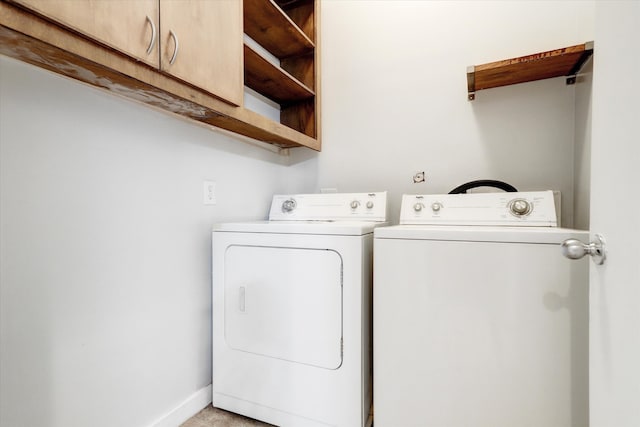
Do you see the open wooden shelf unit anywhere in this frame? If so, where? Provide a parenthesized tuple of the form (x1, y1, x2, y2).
(243, 0, 319, 142)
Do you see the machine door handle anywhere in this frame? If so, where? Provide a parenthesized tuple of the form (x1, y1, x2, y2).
(561, 234, 606, 265)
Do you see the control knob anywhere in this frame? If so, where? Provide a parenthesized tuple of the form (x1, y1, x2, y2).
(431, 202, 442, 212)
(281, 198, 297, 213)
(350, 200, 360, 209)
(366, 201, 374, 209)
(413, 202, 424, 212)
(509, 198, 532, 216)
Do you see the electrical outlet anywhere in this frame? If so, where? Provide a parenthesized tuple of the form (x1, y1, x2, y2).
(203, 181, 216, 205)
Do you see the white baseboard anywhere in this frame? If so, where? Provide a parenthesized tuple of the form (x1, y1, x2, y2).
(150, 384, 212, 427)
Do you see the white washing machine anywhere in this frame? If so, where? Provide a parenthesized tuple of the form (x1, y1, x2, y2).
(212, 192, 387, 427)
(373, 191, 589, 427)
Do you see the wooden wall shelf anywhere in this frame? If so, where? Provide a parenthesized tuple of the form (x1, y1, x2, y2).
(467, 42, 594, 100)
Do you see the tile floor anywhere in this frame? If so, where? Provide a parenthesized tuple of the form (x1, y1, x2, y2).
(180, 405, 273, 427)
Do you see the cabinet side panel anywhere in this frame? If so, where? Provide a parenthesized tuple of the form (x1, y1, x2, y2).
(281, 98, 316, 138)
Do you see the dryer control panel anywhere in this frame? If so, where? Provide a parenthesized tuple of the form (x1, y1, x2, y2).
(400, 191, 557, 226)
(269, 192, 387, 221)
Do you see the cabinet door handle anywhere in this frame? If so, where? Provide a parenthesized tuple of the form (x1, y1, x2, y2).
(145, 16, 157, 55)
(169, 30, 179, 65)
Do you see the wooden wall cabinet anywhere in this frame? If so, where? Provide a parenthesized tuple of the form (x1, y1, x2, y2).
(8, 0, 243, 106)
(160, 0, 243, 106)
(0, 0, 321, 151)
(9, 0, 161, 67)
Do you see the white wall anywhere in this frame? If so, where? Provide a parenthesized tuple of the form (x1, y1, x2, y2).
(589, 2, 640, 425)
(0, 56, 305, 427)
(289, 0, 595, 225)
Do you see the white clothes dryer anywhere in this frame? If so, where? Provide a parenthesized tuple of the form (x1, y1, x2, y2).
(373, 191, 589, 427)
(212, 192, 387, 427)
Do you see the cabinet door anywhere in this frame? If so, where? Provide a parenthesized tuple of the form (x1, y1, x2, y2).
(160, 0, 243, 106)
(9, 0, 160, 68)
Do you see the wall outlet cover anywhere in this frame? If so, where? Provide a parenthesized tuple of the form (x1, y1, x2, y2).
(203, 181, 216, 205)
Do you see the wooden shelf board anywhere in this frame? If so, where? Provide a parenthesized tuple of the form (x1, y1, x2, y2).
(244, 43, 315, 104)
(274, 0, 314, 9)
(467, 42, 594, 98)
(243, 0, 314, 58)
(0, 2, 320, 151)
(275, 0, 315, 43)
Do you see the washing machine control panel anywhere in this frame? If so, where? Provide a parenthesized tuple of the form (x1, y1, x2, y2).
(269, 192, 387, 221)
(400, 191, 558, 226)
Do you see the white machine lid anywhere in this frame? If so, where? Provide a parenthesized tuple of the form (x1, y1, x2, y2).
(214, 220, 387, 236)
(269, 191, 387, 222)
(399, 191, 558, 227)
(374, 225, 588, 244)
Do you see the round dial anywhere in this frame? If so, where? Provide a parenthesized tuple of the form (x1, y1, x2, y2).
(413, 202, 424, 212)
(281, 198, 297, 213)
(431, 202, 442, 212)
(509, 198, 532, 216)
(366, 201, 374, 209)
(350, 200, 360, 209)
